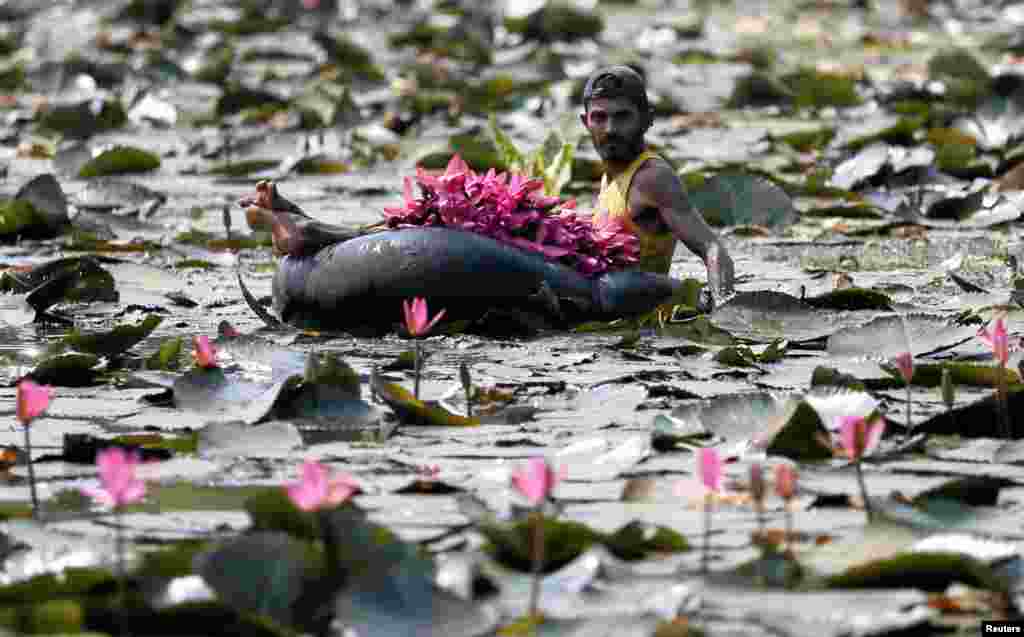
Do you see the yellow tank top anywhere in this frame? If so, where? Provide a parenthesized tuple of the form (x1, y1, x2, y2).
(596, 150, 676, 275)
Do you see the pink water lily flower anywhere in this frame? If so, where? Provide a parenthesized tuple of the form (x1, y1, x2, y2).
(511, 457, 565, 506)
(192, 335, 218, 368)
(838, 414, 886, 460)
(286, 460, 359, 512)
(16, 379, 53, 425)
(699, 448, 722, 493)
(383, 154, 640, 278)
(977, 316, 1009, 366)
(403, 297, 446, 337)
(80, 448, 147, 508)
(775, 464, 797, 499)
(894, 351, 914, 385)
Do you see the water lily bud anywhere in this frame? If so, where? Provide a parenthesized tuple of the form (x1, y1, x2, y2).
(894, 351, 914, 385)
(941, 368, 955, 410)
(775, 464, 797, 500)
(749, 463, 765, 503)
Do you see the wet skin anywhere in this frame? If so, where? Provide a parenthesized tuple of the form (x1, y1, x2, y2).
(581, 96, 736, 299)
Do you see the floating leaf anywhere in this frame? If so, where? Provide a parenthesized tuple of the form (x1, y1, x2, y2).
(197, 421, 303, 459)
(29, 352, 103, 387)
(711, 291, 847, 343)
(827, 143, 890, 190)
(805, 288, 893, 311)
(825, 551, 1008, 593)
(36, 98, 127, 137)
(688, 173, 797, 228)
(603, 521, 689, 559)
(372, 375, 479, 427)
(883, 361, 1020, 388)
(145, 337, 184, 370)
(245, 488, 318, 541)
(61, 314, 162, 359)
(194, 531, 311, 627)
(78, 146, 160, 178)
(928, 48, 990, 109)
(827, 314, 978, 359)
(762, 400, 836, 460)
(14, 174, 69, 232)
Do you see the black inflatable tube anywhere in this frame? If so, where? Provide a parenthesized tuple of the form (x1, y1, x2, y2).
(272, 227, 680, 329)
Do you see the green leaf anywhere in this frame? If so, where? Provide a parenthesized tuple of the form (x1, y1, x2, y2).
(145, 337, 184, 370)
(0, 599, 83, 633)
(824, 551, 1008, 593)
(78, 146, 160, 178)
(195, 532, 313, 627)
(764, 401, 835, 461)
(489, 113, 526, 173)
(481, 517, 606, 573)
(29, 352, 102, 386)
(604, 521, 689, 559)
(372, 376, 479, 427)
(543, 141, 574, 197)
(0, 200, 46, 238)
(245, 488, 318, 541)
(62, 314, 163, 358)
(884, 361, 1020, 388)
(804, 288, 893, 311)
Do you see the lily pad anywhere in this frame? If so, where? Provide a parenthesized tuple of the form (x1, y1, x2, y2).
(60, 314, 162, 358)
(481, 516, 686, 574)
(372, 375, 479, 427)
(77, 146, 161, 178)
(711, 291, 847, 343)
(197, 421, 303, 458)
(14, 174, 69, 232)
(687, 173, 798, 228)
(827, 313, 978, 359)
(28, 352, 103, 386)
(194, 531, 311, 627)
(804, 288, 892, 311)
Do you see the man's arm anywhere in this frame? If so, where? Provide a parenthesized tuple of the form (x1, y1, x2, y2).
(630, 163, 735, 299)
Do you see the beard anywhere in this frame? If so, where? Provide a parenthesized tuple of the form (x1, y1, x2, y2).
(595, 135, 646, 163)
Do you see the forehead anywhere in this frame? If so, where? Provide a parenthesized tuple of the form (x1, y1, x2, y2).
(586, 96, 640, 113)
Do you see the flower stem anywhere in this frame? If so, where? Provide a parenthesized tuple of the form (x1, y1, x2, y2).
(528, 508, 544, 627)
(115, 507, 125, 607)
(318, 510, 340, 574)
(414, 341, 422, 401)
(23, 425, 37, 517)
(755, 499, 765, 545)
(998, 366, 1010, 438)
(905, 383, 912, 431)
(701, 494, 712, 574)
(854, 460, 872, 522)
(784, 499, 793, 555)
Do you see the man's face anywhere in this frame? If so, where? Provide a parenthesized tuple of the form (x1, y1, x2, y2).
(581, 96, 649, 163)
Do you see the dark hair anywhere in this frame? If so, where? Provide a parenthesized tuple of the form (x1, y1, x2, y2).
(582, 65, 650, 112)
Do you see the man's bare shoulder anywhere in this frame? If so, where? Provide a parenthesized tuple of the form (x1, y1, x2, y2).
(630, 155, 684, 205)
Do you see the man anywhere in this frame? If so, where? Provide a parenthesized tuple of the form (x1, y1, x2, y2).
(581, 65, 735, 301)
